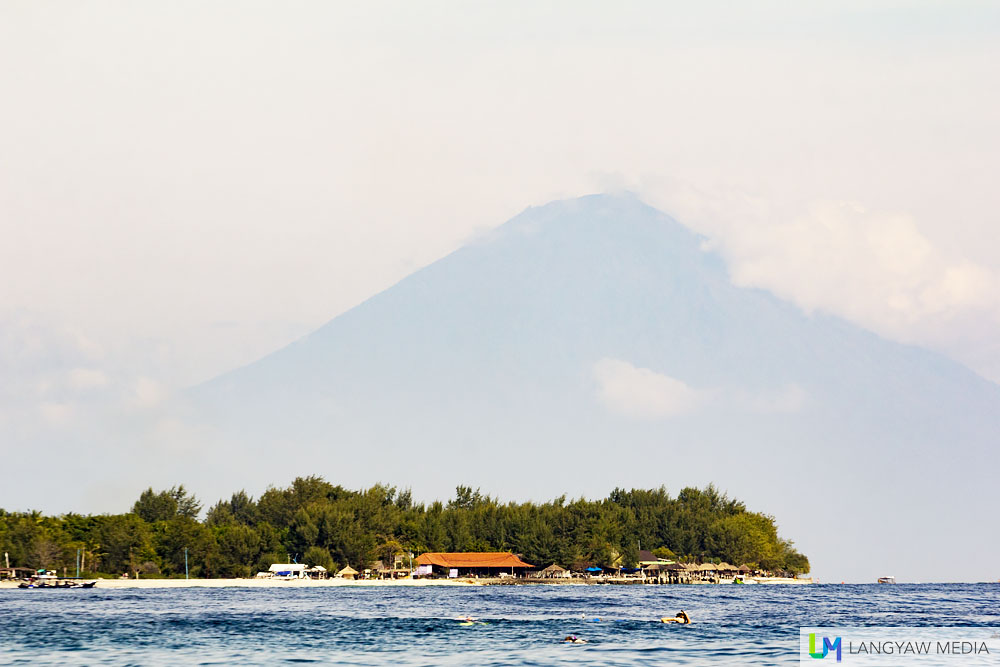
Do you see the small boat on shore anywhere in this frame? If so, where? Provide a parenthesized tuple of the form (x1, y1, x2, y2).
(17, 571, 97, 589)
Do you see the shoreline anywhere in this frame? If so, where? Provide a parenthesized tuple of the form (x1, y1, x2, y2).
(0, 578, 477, 590)
(0, 576, 813, 590)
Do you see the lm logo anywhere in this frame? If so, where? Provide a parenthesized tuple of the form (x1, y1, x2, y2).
(808, 633, 843, 661)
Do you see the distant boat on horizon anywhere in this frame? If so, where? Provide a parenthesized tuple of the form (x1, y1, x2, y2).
(877, 576, 896, 584)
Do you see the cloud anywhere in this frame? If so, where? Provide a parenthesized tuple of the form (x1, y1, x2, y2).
(593, 358, 809, 419)
(68, 368, 110, 390)
(721, 202, 997, 329)
(0, 312, 177, 442)
(592, 358, 710, 419)
(38, 401, 74, 425)
(735, 384, 808, 414)
(131, 377, 168, 409)
(647, 184, 1000, 383)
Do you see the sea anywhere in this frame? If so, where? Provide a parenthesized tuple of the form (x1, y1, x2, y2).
(1, 583, 997, 665)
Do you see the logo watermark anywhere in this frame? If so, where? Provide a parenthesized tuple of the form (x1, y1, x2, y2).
(801, 627, 999, 665)
(809, 632, 843, 661)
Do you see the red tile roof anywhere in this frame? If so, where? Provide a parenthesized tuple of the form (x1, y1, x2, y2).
(415, 552, 534, 568)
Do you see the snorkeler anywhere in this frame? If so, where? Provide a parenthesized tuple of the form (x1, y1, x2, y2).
(660, 610, 691, 624)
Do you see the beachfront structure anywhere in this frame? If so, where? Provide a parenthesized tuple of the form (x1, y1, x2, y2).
(267, 563, 307, 579)
(637, 550, 674, 567)
(536, 564, 570, 579)
(255, 563, 331, 580)
(415, 552, 534, 578)
(337, 566, 358, 580)
(0, 567, 35, 581)
(637, 549, 677, 579)
(716, 562, 737, 575)
(371, 558, 411, 579)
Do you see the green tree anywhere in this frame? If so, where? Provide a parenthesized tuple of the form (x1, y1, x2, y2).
(132, 485, 201, 522)
(652, 546, 676, 560)
(154, 516, 217, 577)
(171, 486, 203, 519)
(132, 488, 178, 523)
(304, 545, 334, 571)
(214, 524, 263, 577)
(96, 514, 154, 574)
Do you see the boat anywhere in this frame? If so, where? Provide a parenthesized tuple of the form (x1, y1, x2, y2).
(877, 576, 896, 584)
(17, 570, 97, 589)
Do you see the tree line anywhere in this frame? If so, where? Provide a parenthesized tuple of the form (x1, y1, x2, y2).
(0, 477, 809, 578)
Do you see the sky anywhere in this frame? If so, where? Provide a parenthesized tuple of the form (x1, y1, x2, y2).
(1, 2, 999, 523)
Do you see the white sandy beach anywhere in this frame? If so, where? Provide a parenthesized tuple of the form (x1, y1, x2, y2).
(0, 577, 481, 590)
(0, 576, 810, 590)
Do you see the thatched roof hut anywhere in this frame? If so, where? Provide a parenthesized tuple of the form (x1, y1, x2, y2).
(737, 564, 751, 573)
(337, 565, 358, 579)
(538, 563, 569, 578)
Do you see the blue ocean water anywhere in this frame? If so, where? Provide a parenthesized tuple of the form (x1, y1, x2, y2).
(1, 583, 997, 665)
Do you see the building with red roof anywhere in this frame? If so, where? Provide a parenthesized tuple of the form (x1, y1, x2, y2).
(414, 552, 534, 578)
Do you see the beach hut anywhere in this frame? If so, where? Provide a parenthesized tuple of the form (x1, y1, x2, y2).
(304, 565, 328, 580)
(539, 564, 570, 579)
(337, 566, 358, 580)
(663, 563, 687, 583)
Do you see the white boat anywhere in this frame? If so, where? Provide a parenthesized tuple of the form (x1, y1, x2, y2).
(877, 575, 896, 584)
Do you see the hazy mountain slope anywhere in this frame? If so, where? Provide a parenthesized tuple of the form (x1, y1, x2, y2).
(190, 194, 1000, 582)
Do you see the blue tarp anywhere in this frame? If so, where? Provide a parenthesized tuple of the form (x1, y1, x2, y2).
(585, 567, 602, 572)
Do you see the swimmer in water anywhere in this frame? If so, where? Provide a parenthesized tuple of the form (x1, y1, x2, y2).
(660, 610, 692, 624)
(563, 635, 588, 644)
